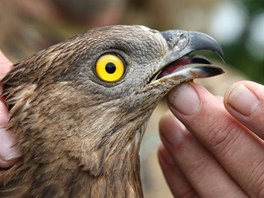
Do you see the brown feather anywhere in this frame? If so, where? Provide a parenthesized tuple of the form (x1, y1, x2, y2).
(0, 25, 223, 197)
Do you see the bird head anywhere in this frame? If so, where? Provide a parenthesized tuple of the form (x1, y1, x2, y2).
(4, 25, 223, 179)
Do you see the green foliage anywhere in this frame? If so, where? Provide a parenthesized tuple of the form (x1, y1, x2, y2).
(240, 0, 264, 14)
(227, 0, 264, 84)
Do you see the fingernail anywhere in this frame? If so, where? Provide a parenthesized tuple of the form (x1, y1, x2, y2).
(161, 117, 186, 146)
(3, 152, 21, 161)
(168, 83, 200, 115)
(227, 85, 259, 116)
(0, 129, 22, 161)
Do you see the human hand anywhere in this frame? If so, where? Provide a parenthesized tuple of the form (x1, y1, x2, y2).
(0, 51, 21, 168)
(159, 81, 264, 197)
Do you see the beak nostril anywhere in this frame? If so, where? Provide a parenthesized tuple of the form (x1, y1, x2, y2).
(160, 30, 189, 50)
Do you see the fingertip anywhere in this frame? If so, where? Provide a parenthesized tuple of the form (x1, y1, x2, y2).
(224, 81, 261, 116)
(224, 80, 264, 106)
(224, 80, 264, 139)
(159, 111, 173, 131)
(0, 158, 18, 169)
(167, 83, 201, 115)
(159, 111, 186, 147)
(159, 111, 184, 133)
(0, 50, 13, 81)
(0, 129, 22, 167)
(157, 145, 175, 166)
(0, 101, 10, 127)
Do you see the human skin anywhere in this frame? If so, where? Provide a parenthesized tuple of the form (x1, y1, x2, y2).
(159, 81, 264, 197)
(0, 51, 21, 168)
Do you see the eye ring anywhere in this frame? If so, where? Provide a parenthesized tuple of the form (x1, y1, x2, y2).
(95, 54, 126, 83)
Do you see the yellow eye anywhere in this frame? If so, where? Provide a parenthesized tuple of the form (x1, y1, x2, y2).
(95, 54, 125, 82)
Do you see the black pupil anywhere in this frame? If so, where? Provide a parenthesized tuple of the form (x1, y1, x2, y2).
(105, 62, 116, 74)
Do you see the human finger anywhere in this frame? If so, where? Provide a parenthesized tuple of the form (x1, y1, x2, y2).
(0, 51, 19, 168)
(167, 82, 264, 197)
(159, 112, 246, 198)
(0, 101, 21, 168)
(224, 81, 264, 139)
(0, 129, 21, 168)
(0, 51, 12, 81)
(158, 145, 197, 198)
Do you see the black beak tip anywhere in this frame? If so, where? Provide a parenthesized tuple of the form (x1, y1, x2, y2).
(197, 66, 225, 78)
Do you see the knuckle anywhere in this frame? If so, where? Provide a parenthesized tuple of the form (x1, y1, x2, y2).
(205, 121, 242, 155)
(185, 153, 209, 176)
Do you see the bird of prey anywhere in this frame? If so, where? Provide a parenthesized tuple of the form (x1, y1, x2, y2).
(0, 25, 223, 197)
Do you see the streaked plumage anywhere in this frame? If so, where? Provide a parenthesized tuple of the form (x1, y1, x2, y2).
(0, 25, 223, 197)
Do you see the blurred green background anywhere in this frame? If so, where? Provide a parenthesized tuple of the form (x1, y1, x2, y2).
(219, 0, 264, 84)
(0, 0, 263, 84)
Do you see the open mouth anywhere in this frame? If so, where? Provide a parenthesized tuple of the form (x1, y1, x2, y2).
(149, 54, 223, 83)
(156, 55, 211, 79)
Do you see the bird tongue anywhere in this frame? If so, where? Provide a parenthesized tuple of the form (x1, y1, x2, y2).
(157, 55, 211, 79)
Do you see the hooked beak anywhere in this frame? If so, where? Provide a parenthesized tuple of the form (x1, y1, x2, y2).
(149, 30, 224, 84)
